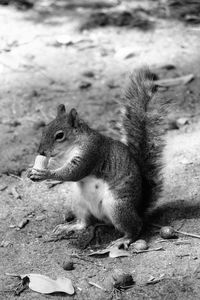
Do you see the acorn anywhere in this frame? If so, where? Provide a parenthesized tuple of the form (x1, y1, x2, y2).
(112, 270, 134, 290)
(133, 239, 148, 251)
(32, 155, 48, 173)
(160, 226, 176, 239)
(63, 260, 74, 271)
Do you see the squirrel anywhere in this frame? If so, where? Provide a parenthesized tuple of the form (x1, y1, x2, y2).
(29, 67, 165, 248)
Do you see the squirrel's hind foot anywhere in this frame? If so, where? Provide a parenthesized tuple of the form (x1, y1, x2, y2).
(110, 236, 133, 250)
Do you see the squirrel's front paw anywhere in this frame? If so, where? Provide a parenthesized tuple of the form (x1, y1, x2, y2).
(29, 169, 52, 181)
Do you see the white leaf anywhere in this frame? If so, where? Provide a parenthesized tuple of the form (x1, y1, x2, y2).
(21, 274, 74, 295)
(56, 277, 74, 295)
(88, 249, 110, 256)
(89, 246, 130, 258)
(109, 247, 131, 258)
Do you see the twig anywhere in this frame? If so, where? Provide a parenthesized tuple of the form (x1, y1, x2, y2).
(155, 74, 194, 87)
(88, 281, 107, 291)
(176, 254, 190, 258)
(133, 247, 164, 254)
(9, 173, 22, 181)
(155, 239, 173, 243)
(71, 254, 102, 267)
(175, 230, 200, 239)
(5, 273, 21, 277)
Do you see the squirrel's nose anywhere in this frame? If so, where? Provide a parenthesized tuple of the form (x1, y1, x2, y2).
(37, 145, 46, 156)
(39, 150, 46, 156)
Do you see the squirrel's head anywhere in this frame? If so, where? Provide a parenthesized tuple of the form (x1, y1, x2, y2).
(38, 104, 82, 158)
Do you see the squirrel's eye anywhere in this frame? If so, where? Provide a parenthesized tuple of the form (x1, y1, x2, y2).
(54, 130, 65, 142)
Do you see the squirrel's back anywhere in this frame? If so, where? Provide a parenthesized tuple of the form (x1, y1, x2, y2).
(119, 67, 165, 215)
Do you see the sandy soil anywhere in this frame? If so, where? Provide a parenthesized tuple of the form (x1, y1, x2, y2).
(1, 1, 200, 299)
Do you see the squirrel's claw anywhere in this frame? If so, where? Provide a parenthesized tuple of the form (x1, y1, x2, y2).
(110, 237, 132, 250)
(29, 169, 51, 181)
(52, 224, 75, 235)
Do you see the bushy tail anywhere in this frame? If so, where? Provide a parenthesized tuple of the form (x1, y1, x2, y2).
(120, 67, 165, 215)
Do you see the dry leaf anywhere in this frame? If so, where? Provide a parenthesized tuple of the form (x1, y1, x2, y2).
(109, 247, 131, 258)
(89, 246, 130, 258)
(88, 248, 110, 256)
(21, 274, 74, 295)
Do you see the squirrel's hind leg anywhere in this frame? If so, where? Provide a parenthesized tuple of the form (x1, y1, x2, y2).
(107, 199, 143, 249)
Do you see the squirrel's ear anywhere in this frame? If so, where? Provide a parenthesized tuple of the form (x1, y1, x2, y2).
(57, 104, 66, 117)
(68, 108, 79, 128)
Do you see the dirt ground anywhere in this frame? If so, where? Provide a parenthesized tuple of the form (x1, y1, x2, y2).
(2, 0, 200, 299)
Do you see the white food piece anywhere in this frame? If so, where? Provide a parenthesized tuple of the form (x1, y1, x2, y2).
(32, 155, 48, 172)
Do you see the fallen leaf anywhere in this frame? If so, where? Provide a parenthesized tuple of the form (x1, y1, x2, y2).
(21, 274, 74, 295)
(88, 248, 110, 256)
(79, 81, 92, 89)
(109, 247, 131, 258)
(89, 246, 130, 258)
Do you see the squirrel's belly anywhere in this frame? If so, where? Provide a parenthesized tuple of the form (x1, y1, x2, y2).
(78, 176, 115, 222)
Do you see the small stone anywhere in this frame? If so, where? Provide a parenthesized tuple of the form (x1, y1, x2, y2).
(10, 120, 21, 127)
(79, 81, 92, 89)
(82, 71, 95, 78)
(63, 260, 74, 271)
(124, 52, 135, 59)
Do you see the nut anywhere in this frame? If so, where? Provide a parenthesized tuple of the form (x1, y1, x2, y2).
(32, 155, 48, 172)
(133, 239, 148, 251)
(63, 260, 74, 271)
(160, 226, 176, 239)
(112, 270, 134, 290)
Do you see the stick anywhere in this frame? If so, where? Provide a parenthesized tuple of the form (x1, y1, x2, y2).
(88, 281, 107, 291)
(155, 74, 194, 87)
(175, 230, 200, 240)
(71, 254, 102, 267)
(9, 174, 22, 181)
(133, 247, 164, 254)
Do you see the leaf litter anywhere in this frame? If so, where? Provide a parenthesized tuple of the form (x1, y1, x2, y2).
(6, 273, 74, 295)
